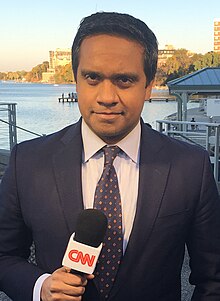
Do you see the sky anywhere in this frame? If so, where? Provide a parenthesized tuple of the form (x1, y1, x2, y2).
(0, 0, 220, 72)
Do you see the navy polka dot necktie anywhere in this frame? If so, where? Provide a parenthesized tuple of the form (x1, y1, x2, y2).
(94, 145, 123, 299)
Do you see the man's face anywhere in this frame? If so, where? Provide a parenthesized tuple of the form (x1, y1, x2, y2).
(76, 34, 153, 144)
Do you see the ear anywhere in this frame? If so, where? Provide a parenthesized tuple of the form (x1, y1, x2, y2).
(145, 80, 154, 101)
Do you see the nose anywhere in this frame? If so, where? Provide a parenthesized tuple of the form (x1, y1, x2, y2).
(97, 80, 119, 107)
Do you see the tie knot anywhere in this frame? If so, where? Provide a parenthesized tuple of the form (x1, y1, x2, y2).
(103, 146, 120, 166)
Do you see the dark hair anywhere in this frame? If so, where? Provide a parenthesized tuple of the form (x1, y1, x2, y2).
(72, 12, 158, 85)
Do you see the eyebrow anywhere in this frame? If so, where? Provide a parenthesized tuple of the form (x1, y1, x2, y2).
(81, 70, 103, 78)
(81, 69, 140, 82)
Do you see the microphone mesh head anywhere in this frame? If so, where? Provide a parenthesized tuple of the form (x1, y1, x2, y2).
(74, 209, 108, 247)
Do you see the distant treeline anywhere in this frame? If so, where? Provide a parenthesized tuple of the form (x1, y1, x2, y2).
(156, 49, 220, 86)
(1, 49, 220, 86)
(0, 62, 74, 84)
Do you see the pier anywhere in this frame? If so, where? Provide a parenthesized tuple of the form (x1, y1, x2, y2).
(58, 92, 78, 103)
(148, 97, 175, 102)
(58, 93, 175, 103)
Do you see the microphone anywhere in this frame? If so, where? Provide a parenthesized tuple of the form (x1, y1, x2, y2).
(62, 209, 108, 275)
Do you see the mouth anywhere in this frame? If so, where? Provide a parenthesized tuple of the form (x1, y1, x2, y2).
(92, 111, 124, 120)
(93, 111, 123, 115)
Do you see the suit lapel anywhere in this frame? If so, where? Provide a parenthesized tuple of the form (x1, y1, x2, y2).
(52, 120, 84, 234)
(129, 125, 171, 251)
(109, 123, 171, 300)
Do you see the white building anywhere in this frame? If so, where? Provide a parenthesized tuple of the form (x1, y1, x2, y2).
(214, 18, 220, 53)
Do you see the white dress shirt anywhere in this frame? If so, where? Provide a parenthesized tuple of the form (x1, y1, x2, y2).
(81, 119, 140, 252)
(33, 119, 141, 300)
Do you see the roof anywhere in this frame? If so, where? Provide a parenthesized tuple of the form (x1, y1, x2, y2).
(167, 67, 220, 93)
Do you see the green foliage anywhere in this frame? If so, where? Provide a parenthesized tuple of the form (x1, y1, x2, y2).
(2, 70, 27, 81)
(54, 63, 74, 84)
(25, 61, 49, 82)
(0, 72, 6, 80)
(2, 50, 220, 86)
(193, 52, 220, 70)
(1, 61, 74, 84)
(155, 50, 220, 86)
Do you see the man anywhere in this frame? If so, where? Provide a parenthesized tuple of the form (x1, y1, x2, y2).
(1, 12, 220, 301)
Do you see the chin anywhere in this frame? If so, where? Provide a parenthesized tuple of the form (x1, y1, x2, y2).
(98, 131, 126, 144)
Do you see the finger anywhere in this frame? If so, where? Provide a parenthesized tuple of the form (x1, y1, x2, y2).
(62, 266, 71, 273)
(60, 284, 86, 297)
(47, 278, 86, 298)
(62, 267, 88, 286)
(85, 274, 95, 280)
(41, 268, 87, 301)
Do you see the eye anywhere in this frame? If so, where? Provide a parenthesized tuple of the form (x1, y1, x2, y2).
(84, 72, 101, 85)
(120, 76, 130, 83)
(115, 75, 135, 88)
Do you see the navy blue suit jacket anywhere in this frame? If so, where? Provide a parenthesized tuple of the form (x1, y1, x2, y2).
(1, 119, 220, 300)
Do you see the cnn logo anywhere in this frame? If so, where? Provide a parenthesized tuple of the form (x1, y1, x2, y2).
(68, 250, 96, 267)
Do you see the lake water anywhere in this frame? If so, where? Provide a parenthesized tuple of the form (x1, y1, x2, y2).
(0, 81, 199, 149)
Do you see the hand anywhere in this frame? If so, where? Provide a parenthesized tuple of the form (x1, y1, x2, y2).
(41, 266, 94, 301)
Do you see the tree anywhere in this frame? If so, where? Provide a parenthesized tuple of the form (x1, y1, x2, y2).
(156, 49, 192, 85)
(164, 49, 192, 76)
(3, 49, 220, 86)
(193, 52, 220, 70)
(0, 72, 6, 80)
(0, 71, 27, 81)
(156, 49, 220, 86)
(54, 63, 74, 84)
(25, 61, 49, 82)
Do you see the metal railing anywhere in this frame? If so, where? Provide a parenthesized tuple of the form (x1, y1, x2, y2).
(0, 102, 46, 178)
(0, 103, 17, 150)
(156, 119, 220, 183)
(0, 103, 44, 151)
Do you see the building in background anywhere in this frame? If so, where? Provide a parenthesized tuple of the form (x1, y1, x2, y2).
(49, 49, 71, 69)
(42, 48, 71, 83)
(214, 19, 220, 53)
(158, 45, 176, 67)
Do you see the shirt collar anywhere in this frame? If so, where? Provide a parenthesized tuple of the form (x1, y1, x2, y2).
(81, 119, 141, 164)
